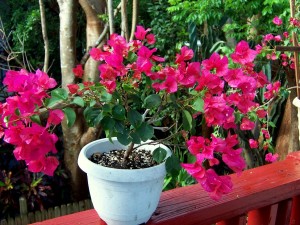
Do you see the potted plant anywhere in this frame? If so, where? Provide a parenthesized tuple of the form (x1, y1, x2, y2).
(0, 24, 287, 224)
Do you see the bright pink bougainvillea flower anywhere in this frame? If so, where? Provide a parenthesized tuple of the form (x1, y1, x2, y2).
(72, 64, 84, 78)
(265, 153, 279, 163)
(0, 24, 285, 201)
(272, 16, 283, 26)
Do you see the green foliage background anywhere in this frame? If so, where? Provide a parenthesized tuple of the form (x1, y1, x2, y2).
(0, 0, 295, 217)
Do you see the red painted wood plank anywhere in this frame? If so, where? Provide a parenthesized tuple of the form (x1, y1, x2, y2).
(216, 215, 247, 225)
(275, 199, 293, 225)
(290, 195, 300, 225)
(147, 151, 300, 225)
(30, 151, 300, 225)
(247, 205, 277, 225)
(30, 209, 106, 225)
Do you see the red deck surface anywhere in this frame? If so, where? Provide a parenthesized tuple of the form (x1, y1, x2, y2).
(31, 209, 106, 225)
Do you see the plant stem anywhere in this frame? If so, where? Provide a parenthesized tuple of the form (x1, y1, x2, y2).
(123, 142, 135, 162)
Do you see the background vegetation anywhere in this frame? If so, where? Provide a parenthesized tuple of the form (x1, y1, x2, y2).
(0, 0, 296, 220)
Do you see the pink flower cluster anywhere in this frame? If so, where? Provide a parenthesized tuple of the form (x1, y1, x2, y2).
(261, 16, 298, 69)
(88, 27, 279, 199)
(0, 69, 62, 176)
(181, 133, 245, 200)
(290, 17, 300, 27)
(0, 25, 282, 200)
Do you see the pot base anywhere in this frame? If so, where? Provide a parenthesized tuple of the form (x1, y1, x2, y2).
(78, 138, 171, 225)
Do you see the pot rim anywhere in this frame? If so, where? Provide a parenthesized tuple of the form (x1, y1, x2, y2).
(78, 137, 172, 182)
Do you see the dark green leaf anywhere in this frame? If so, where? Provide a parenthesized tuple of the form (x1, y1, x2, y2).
(72, 96, 85, 107)
(268, 121, 276, 128)
(166, 155, 181, 177)
(94, 112, 104, 126)
(14, 108, 20, 116)
(102, 104, 112, 113)
(128, 51, 137, 63)
(63, 107, 76, 127)
(144, 94, 161, 109)
(128, 110, 143, 128)
(153, 147, 167, 163)
(115, 121, 125, 133)
(182, 110, 192, 131)
(30, 114, 41, 125)
(0, 181, 5, 187)
(136, 122, 154, 141)
(234, 111, 243, 123)
(101, 116, 115, 130)
(112, 105, 126, 120)
(83, 107, 103, 126)
(117, 131, 132, 146)
(130, 132, 141, 144)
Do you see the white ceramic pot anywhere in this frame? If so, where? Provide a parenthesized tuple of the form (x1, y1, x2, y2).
(293, 97, 300, 144)
(78, 138, 171, 225)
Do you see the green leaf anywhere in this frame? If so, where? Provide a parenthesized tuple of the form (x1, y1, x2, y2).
(162, 176, 173, 190)
(144, 94, 161, 109)
(30, 114, 41, 125)
(83, 107, 103, 126)
(31, 177, 43, 187)
(248, 111, 258, 121)
(72, 96, 85, 107)
(234, 111, 243, 123)
(268, 121, 276, 128)
(192, 98, 204, 112)
(166, 155, 181, 177)
(115, 121, 125, 133)
(153, 147, 167, 163)
(127, 51, 137, 63)
(4, 116, 10, 126)
(0, 181, 5, 187)
(182, 110, 192, 131)
(45, 96, 62, 108)
(117, 131, 132, 146)
(102, 104, 112, 113)
(128, 110, 143, 128)
(89, 100, 97, 107)
(14, 108, 20, 116)
(136, 122, 154, 141)
(94, 112, 104, 126)
(100, 91, 112, 102)
(130, 132, 141, 144)
(63, 107, 76, 127)
(51, 88, 68, 100)
(112, 105, 126, 120)
(101, 116, 115, 130)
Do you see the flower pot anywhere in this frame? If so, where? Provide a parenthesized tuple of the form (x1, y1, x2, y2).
(78, 138, 171, 225)
(293, 97, 300, 144)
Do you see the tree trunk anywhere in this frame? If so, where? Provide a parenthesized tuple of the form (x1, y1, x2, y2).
(57, 0, 107, 200)
(275, 69, 299, 160)
(57, 0, 77, 89)
(79, 0, 106, 82)
(57, 0, 84, 201)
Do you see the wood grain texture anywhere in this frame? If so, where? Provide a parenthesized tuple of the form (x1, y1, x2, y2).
(30, 152, 300, 225)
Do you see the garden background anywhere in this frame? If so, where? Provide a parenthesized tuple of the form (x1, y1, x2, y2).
(0, 0, 298, 222)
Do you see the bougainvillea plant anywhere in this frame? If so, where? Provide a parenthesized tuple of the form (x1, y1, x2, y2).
(0, 23, 287, 200)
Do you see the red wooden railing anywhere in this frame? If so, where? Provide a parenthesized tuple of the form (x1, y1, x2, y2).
(31, 151, 300, 225)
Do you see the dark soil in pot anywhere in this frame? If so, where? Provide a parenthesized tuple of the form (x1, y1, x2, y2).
(89, 149, 158, 169)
